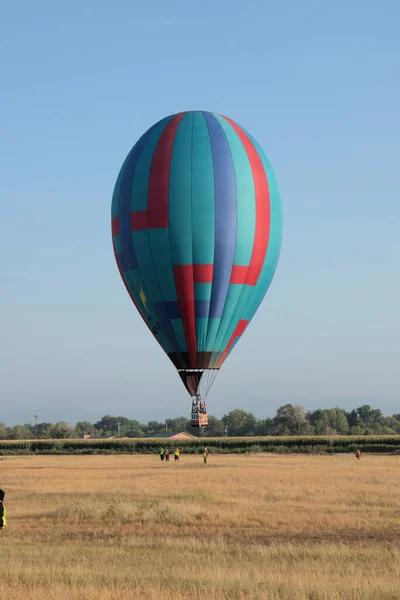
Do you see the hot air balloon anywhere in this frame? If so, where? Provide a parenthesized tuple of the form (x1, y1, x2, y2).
(111, 111, 282, 427)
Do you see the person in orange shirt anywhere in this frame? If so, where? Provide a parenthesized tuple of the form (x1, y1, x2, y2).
(0, 489, 6, 529)
(355, 449, 361, 460)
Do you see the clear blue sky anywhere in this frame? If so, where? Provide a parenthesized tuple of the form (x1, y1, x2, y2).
(1, 0, 399, 425)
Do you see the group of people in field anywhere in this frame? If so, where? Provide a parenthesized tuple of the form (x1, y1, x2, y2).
(159, 447, 210, 463)
(158, 448, 363, 464)
(159, 447, 181, 462)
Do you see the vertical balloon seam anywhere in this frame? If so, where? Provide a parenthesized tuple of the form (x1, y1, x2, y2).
(223, 185, 281, 365)
(131, 116, 179, 355)
(129, 131, 175, 355)
(201, 111, 217, 360)
(202, 112, 238, 358)
(166, 118, 186, 368)
(167, 112, 197, 367)
(188, 113, 205, 392)
(144, 113, 187, 363)
(113, 125, 170, 351)
(206, 112, 239, 370)
(190, 113, 198, 370)
(202, 111, 217, 366)
(213, 115, 271, 368)
(225, 117, 271, 285)
(190, 112, 217, 378)
(144, 114, 186, 356)
(112, 147, 145, 325)
(208, 115, 255, 368)
(208, 113, 255, 367)
(211, 111, 238, 328)
(191, 114, 217, 395)
(119, 125, 157, 274)
(127, 117, 179, 355)
(111, 139, 167, 349)
(211, 113, 255, 365)
(189, 112, 196, 366)
(240, 128, 282, 317)
(238, 129, 282, 327)
(170, 113, 196, 367)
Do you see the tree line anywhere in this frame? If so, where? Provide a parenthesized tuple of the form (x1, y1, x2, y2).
(0, 404, 399, 440)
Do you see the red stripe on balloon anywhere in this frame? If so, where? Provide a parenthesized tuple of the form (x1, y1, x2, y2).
(230, 265, 248, 284)
(216, 319, 248, 368)
(221, 116, 270, 287)
(131, 210, 148, 231)
(147, 113, 186, 229)
(111, 217, 119, 236)
(173, 265, 197, 367)
(193, 264, 214, 283)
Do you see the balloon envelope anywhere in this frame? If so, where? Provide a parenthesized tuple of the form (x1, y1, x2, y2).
(111, 111, 282, 397)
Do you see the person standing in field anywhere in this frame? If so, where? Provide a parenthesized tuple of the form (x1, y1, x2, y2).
(355, 449, 361, 460)
(159, 448, 164, 461)
(174, 448, 180, 462)
(203, 448, 209, 464)
(165, 449, 170, 462)
(0, 489, 6, 529)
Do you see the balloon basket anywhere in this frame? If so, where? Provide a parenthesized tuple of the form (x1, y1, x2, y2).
(191, 412, 208, 428)
(191, 396, 208, 427)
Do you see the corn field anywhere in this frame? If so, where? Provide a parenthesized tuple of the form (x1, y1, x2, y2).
(0, 435, 399, 455)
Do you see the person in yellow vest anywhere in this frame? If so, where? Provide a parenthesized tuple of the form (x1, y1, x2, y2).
(159, 448, 164, 461)
(174, 448, 180, 462)
(0, 489, 6, 529)
(203, 448, 209, 464)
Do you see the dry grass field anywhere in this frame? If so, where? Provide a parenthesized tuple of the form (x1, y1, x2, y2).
(0, 453, 399, 600)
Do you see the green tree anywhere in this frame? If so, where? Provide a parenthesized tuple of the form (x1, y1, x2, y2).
(94, 415, 128, 436)
(74, 421, 96, 437)
(52, 421, 73, 439)
(142, 421, 165, 436)
(254, 418, 275, 436)
(36, 422, 55, 439)
(203, 416, 225, 437)
(348, 405, 386, 434)
(350, 425, 365, 436)
(308, 409, 328, 435)
(335, 410, 350, 434)
(0, 423, 7, 440)
(308, 408, 349, 435)
(275, 404, 306, 435)
(123, 420, 145, 438)
(384, 417, 400, 434)
(6, 425, 34, 440)
(222, 410, 257, 436)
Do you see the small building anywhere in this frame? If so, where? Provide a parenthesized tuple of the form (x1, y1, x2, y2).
(83, 434, 116, 440)
(148, 432, 196, 440)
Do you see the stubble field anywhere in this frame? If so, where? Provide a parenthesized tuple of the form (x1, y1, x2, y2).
(0, 453, 399, 600)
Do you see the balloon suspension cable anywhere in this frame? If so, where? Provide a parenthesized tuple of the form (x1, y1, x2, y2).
(177, 368, 219, 399)
(200, 368, 219, 398)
